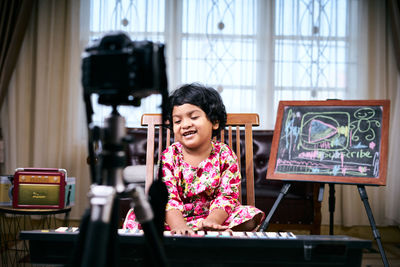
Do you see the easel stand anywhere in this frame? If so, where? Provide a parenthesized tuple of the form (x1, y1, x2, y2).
(258, 183, 291, 231)
(325, 184, 389, 267)
(357, 185, 389, 267)
(258, 182, 390, 267)
(258, 182, 324, 232)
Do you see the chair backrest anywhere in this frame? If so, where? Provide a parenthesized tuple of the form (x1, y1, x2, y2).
(141, 113, 259, 206)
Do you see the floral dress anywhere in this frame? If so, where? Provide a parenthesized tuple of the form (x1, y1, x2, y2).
(123, 141, 264, 230)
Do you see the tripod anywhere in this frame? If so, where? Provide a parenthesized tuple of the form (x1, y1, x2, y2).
(72, 107, 168, 267)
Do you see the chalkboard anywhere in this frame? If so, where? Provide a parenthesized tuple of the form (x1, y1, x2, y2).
(267, 100, 390, 185)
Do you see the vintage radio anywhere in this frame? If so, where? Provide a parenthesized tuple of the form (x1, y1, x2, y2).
(12, 168, 68, 209)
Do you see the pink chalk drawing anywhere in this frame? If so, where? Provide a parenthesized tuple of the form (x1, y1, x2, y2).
(358, 166, 366, 174)
(369, 142, 376, 150)
(341, 152, 344, 167)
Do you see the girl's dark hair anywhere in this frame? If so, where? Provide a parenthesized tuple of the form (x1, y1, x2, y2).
(168, 83, 227, 137)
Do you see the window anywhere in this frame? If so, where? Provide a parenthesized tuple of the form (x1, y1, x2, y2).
(89, 0, 355, 129)
(274, 0, 350, 114)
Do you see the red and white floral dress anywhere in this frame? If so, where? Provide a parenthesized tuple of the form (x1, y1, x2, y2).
(123, 141, 264, 230)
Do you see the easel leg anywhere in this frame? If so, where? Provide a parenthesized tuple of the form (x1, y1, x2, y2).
(329, 184, 335, 235)
(357, 185, 389, 267)
(258, 183, 291, 232)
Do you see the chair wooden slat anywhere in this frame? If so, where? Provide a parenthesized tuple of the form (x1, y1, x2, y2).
(245, 123, 255, 205)
(145, 123, 156, 193)
(141, 114, 163, 193)
(235, 126, 241, 167)
(235, 126, 242, 203)
(228, 126, 233, 148)
(158, 126, 163, 162)
(166, 128, 171, 147)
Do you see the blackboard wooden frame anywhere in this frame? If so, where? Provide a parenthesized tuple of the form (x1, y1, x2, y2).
(267, 100, 390, 185)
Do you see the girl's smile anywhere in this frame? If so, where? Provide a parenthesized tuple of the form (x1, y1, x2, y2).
(182, 130, 197, 137)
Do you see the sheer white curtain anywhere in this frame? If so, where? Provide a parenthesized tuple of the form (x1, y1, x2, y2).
(0, 0, 89, 219)
(319, 0, 400, 226)
(386, 73, 400, 225)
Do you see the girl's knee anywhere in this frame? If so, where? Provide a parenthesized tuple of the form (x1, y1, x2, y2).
(231, 213, 263, 231)
(232, 218, 255, 231)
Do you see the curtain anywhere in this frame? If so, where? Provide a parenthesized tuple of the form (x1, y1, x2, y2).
(0, 0, 35, 173)
(0, 0, 89, 219)
(386, 0, 400, 225)
(0, 0, 35, 110)
(320, 0, 400, 226)
(389, 0, 400, 71)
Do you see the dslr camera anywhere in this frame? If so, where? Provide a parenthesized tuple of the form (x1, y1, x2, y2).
(82, 32, 168, 106)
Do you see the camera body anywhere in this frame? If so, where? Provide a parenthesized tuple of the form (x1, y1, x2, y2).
(82, 32, 167, 106)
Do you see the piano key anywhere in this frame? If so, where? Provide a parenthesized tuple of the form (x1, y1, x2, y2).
(265, 232, 279, 238)
(255, 232, 267, 238)
(164, 231, 172, 237)
(219, 231, 232, 237)
(205, 231, 220, 237)
(287, 232, 297, 238)
(231, 231, 246, 238)
(278, 232, 288, 238)
(196, 230, 205, 236)
(245, 232, 258, 238)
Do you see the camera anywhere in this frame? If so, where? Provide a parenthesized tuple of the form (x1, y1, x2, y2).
(82, 32, 168, 106)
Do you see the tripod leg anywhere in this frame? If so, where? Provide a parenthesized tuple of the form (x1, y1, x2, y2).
(69, 208, 91, 267)
(80, 185, 117, 267)
(357, 185, 389, 267)
(107, 197, 121, 267)
(258, 183, 291, 232)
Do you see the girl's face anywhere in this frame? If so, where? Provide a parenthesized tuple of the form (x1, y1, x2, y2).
(172, 103, 219, 152)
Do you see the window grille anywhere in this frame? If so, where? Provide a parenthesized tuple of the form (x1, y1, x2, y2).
(89, 0, 354, 129)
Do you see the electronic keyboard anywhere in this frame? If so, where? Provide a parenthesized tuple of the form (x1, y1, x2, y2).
(20, 228, 371, 267)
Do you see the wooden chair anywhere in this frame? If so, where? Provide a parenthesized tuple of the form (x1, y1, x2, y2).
(141, 113, 259, 206)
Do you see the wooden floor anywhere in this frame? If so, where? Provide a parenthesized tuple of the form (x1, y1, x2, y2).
(362, 242, 400, 267)
(319, 225, 400, 267)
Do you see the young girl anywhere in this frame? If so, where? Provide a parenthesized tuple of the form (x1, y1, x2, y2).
(124, 83, 264, 233)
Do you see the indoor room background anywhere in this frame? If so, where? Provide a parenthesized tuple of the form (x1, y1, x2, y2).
(0, 0, 399, 231)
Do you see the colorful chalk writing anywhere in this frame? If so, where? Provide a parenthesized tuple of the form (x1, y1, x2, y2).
(275, 106, 383, 178)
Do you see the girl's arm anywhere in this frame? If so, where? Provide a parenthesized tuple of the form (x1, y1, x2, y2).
(161, 145, 193, 234)
(208, 145, 241, 225)
(198, 208, 229, 231)
(165, 209, 194, 234)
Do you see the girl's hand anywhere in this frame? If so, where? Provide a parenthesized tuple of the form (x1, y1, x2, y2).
(166, 209, 194, 235)
(170, 226, 194, 235)
(198, 208, 230, 231)
(198, 219, 230, 231)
